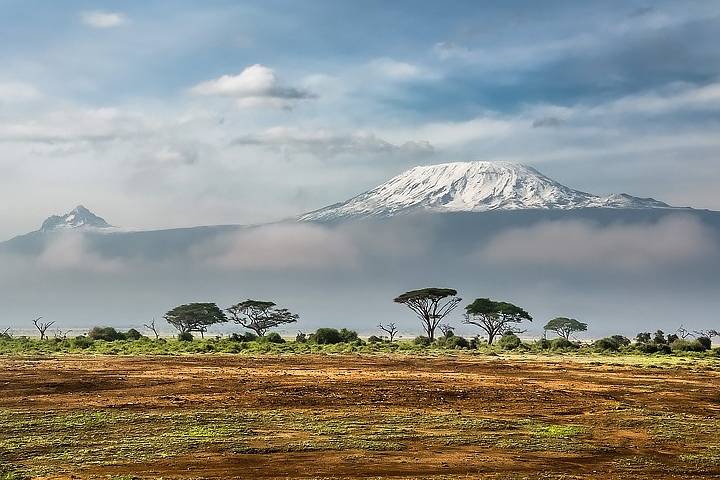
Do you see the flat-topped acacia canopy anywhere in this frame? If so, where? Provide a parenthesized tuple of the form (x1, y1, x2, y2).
(393, 288, 458, 303)
(465, 298, 532, 319)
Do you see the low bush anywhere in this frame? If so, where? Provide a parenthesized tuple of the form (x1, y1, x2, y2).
(697, 336, 712, 350)
(229, 332, 258, 342)
(413, 336, 431, 346)
(177, 332, 194, 342)
(551, 338, 578, 350)
(262, 332, 285, 344)
(70, 336, 94, 349)
(367, 335, 382, 343)
(436, 335, 469, 349)
(635, 342, 658, 354)
(670, 339, 707, 352)
(311, 328, 343, 345)
(88, 326, 125, 341)
(87, 326, 145, 341)
(339, 328, 359, 343)
(498, 333, 522, 350)
(593, 335, 630, 352)
(125, 328, 143, 340)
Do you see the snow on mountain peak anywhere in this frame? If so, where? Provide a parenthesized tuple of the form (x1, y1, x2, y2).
(299, 161, 672, 221)
(40, 205, 113, 232)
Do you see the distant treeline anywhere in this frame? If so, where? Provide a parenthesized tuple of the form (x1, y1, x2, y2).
(2, 286, 717, 355)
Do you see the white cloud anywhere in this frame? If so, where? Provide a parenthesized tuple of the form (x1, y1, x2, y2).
(80, 11, 127, 29)
(190, 64, 314, 109)
(595, 82, 720, 115)
(368, 58, 427, 80)
(194, 224, 358, 270)
(232, 126, 433, 157)
(37, 233, 125, 273)
(0, 82, 41, 102)
(0, 107, 150, 144)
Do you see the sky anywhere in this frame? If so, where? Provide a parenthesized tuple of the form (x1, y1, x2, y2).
(0, 0, 719, 239)
(1, 1, 720, 337)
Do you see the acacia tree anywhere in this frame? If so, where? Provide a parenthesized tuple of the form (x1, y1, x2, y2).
(226, 300, 299, 337)
(32, 317, 55, 341)
(378, 322, 399, 342)
(164, 303, 227, 337)
(463, 298, 532, 345)
(543, 317, 587, 340)
(393, 288, 461, 341)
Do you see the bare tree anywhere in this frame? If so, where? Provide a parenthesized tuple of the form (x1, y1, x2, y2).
(676, 325, 693, 339)
(377, 322, 399, 342)
(54, 328, 72, 340)
(393, 288, 461, 341)
(144, 318, 160, 340)
(1, 327, 11, 338)
(33, 317, 55, 341)
(694, 329, 719, 340)
(439, 323, 455, 337)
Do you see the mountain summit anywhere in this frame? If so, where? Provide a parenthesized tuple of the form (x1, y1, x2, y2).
(39, 205, 113, 232)
(299, 161, 672, 221)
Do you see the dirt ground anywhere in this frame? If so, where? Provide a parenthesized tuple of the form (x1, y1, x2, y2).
(1, 354, 719, 479)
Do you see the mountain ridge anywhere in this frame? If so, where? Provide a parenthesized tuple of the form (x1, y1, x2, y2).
(299, 161, 674, 222)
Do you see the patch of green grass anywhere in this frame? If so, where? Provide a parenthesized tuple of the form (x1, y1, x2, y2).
(530, 423, 583, 438)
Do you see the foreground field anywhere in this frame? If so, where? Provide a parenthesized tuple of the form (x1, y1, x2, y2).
(1, 354, 719, 479)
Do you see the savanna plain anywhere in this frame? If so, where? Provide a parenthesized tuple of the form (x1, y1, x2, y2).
(1, 352, 719, 480)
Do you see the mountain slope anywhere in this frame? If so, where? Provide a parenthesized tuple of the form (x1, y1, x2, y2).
(299, 161, 673, 222)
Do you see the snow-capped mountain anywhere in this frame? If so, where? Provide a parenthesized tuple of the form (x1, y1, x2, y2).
(39, 205, 113, 232)
(299, 161, 673, 221)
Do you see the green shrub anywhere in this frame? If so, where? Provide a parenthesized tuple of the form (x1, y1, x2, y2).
(536, 338, 551, 350)
(262, 332, 285, 344)
(70, 336, 94, 349)
(230, 332, 257, 342)
(670, 339, 707, 352)
(367, 335, 382, 343)
(88, 326, 125, 341)
(125, 328, 143, 341)
(295, 332, 307, 343)
(177, 332, 194, 342)
(338, 328, 358, 343)
(551, 338, 577, 350)
(435, 335, 469, 349)
(610, 335, 631, 347)
(593, 335, 630, 352)
(498, 333, 521, 350)
(635, 342, 658, 354)
(311, 328, 343, 345)
(697, 336, 712, 350)
(635, 332, 651, 343)
(413, 336, 431, 346)
(446, 335, 469, 349)
(593, 337, 620, 352)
